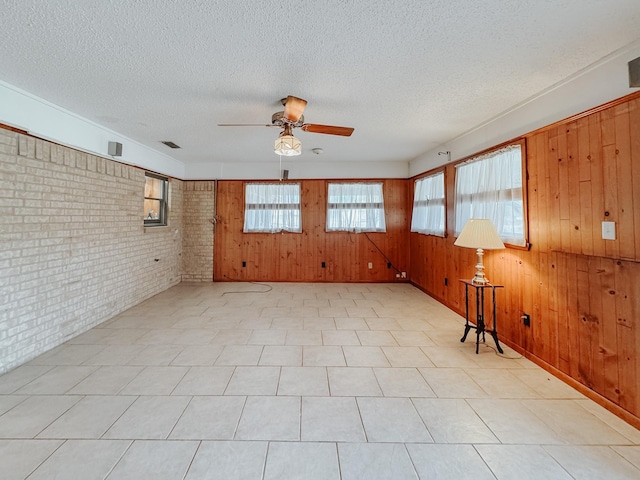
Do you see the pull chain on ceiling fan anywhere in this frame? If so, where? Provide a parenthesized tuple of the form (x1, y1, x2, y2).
(218, 95, 354, 156)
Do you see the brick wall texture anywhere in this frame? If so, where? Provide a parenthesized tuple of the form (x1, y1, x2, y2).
(181, 181, 215, 282)
(0, 129, 215, 373)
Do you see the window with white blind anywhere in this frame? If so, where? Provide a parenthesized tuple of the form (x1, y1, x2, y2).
(411, 171, 445, 236)
(326, 182, 386, 232)
(243, 183, 301, 233)
(454, 143, 526, 246)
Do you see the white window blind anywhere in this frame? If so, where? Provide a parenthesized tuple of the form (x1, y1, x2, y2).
(243, 183, 301, 233)
(411, 172, 445, 236)
(326, 182, 386, 232)
(454, 144, 526, 246)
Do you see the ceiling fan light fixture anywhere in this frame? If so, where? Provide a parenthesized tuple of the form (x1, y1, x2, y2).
(274, 134, 302, 156)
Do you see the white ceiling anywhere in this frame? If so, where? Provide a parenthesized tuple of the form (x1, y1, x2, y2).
(1, 1, 640, 177)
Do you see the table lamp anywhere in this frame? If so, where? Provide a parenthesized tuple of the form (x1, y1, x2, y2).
(454, 218, 505, 285)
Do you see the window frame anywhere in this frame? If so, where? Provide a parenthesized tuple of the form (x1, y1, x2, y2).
(453, 140, 528, 247)
(144, 172, 168, 227)
(325, 181, 387, 233)
(243, 182, 302, 233)
(411, 170, 446, 237)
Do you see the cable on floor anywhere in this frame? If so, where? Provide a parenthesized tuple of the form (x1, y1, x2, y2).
(220, 274, 273, 295)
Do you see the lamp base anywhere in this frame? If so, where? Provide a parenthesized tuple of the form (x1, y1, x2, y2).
(471, 248, 489, 285)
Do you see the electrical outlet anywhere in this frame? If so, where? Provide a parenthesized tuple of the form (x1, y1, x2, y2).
(387, 262, 392, 269)
(401, 271, 406, 278)
(242, 261, 246, 268)
(368, 262, 373, 269)
(522, 313, 530, 327)
(321, 262, 326, 268)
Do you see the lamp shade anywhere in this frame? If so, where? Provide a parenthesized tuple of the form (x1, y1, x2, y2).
(274, 135, 302, 156)
(454, 219, 505, 250)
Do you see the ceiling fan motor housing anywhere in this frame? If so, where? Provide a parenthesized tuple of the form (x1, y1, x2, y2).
(272, 111, 304, 128)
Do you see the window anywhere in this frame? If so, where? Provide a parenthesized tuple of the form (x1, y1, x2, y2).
(454, 143, 526, 246)
(326, 182, 386, 232)
(411, 171, 445, 236)
(144, 173, 168, 226)
(243, 183, 301, 233)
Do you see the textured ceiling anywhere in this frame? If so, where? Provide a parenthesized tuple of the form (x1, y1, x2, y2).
(1, 0, 640, 171)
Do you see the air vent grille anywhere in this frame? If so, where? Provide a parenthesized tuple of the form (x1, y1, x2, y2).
(161, 141, 181, 149)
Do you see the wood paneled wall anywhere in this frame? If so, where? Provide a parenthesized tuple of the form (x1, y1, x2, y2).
(410, 93, 640, 425)
(214, 179, 410, 282)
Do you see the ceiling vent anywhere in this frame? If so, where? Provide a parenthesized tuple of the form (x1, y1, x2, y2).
(161, 141, 181, 149)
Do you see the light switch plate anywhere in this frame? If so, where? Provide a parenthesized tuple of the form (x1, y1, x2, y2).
(602, 221, 616, 240)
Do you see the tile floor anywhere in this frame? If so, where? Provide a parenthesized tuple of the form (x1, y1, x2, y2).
(1, 282, 640, 479)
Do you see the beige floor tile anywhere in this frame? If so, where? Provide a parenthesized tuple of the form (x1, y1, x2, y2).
(467, 398, 566, 444)
(15, 366, 97, 394)
(544, 445, 640, 480)
(364, 317, 403, 331)
(412, 398, 498, 443)
(170, 396, 245, 440)
(105, 439, 199, 480)
(169, 345, 224, 366)
(522, 399, 633, 445)
(171, 366, 234, 395)
(418, 367, 488, 398)
(357, 397, 433, 443)
(38, 396, 135, 439)
(235, 396, 300, 440)
(247, 329, 286, 345)
(0, 395, 82, 438)
(104, 396, 191, 439)
(264, 442, 340, 480)
(406, 444, 496, 480)
(82, 345, 143, 366)
(381, 346, 434, 367)
(28, 439, 131, 480)
(0, 365, 53, 394)
(327, 367, 382, 397)
(119, 366, 188, 395)
(278, 366, 328, 396)
(301, 396, 365, 442)
(356, 331, 398, 346)
(67, 366, 144, 395)
(214, 345, 263, 365)
(322, 330, 360, 346)
(338, 443, 417, 479)
(334, 317, 369, 330)
(303, 346, 346, 366)
(210, 329, 252, 345)
(224, 366, 280, 395)
(611, 446, 640, 470)
(0, 439, 64, 480)
(259, 346, 302, 366)
(0, 395, 27, 415)
(343, 346, 390, 367)
(390, 330, 435, 346)
(184, 441, 268, 480)
(475, 444, 573, 479)
(1, 282, 635, 478)
(285, 330, 323, 345)
(373, 367, 436, 397)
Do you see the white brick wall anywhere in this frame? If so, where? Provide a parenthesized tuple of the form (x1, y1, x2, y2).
(0, 129, 185, 373)
(181, 181, 215, 282)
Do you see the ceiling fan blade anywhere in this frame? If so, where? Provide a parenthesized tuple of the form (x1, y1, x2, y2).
(301, 124, 354, 136)
(283, 96, 307, 122)
(217, 123, 277, 127)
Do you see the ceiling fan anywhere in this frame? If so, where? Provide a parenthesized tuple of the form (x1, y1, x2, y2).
(218, 95, 354, 156)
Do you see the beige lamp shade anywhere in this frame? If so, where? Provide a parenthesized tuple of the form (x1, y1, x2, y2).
(454, 218, 505, 250)
(454, 218, 505, 284)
